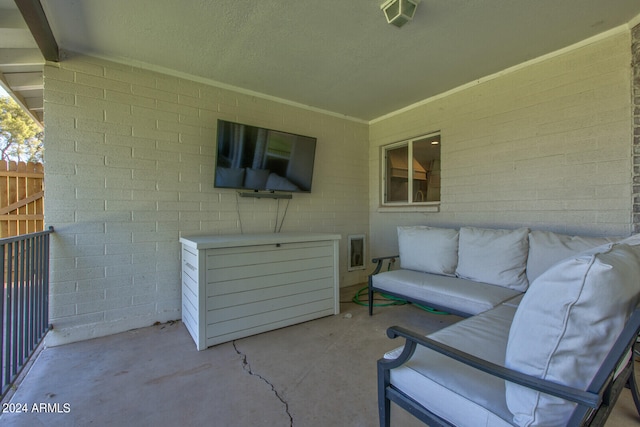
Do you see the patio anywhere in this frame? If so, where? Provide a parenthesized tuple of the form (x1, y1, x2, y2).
(1, 285, 639, 427)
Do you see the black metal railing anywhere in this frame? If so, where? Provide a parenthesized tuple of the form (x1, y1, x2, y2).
(1, 226, 53, 398)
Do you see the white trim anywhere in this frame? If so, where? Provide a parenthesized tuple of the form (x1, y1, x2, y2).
(377, 204, 440, 213)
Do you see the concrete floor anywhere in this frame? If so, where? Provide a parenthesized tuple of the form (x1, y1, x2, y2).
(1, 285, 639, 427)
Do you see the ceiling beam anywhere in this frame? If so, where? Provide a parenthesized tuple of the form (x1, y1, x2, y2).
(13, 0, 59, 62)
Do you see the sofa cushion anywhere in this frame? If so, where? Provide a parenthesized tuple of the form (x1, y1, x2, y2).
(215, 167, 244, 188)
(372, 269, 522, 316)
(397, 226, 459, 276)
(618, 233, 640, 246)
(266, 172, 299, 191)
(505, 243, 640, 426)
(244, 168, 270, 189)
(526, 230, 618, 283)
(385, 305, 518, 427)
(456, 227, 530, 291)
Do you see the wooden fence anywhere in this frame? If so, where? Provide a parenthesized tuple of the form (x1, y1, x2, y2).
(0, 161, 44, 238)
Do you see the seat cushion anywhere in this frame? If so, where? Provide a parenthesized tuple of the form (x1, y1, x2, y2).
(526, 230, 618, 283)
(456, 227, 530, 292)
(505, 243, 640, 426)
(386, 305, 518, 427)
(372, 269, 522, 316)
(397, 226, 459, 276)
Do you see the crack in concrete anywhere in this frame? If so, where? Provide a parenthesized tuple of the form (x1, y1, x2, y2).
(232, 340, 293, 427)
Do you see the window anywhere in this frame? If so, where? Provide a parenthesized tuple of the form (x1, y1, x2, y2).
(382, 132, 440, 206)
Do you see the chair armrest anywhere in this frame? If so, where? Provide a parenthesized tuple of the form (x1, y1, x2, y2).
(381, 325, 600, 408)
(370, 255, 398, 275)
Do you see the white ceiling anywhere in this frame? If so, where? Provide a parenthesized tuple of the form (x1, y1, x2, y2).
(5, 1, 640, 122)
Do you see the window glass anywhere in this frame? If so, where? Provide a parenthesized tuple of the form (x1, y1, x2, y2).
(385, 145, 409, 202)
(383, 133, 440, 205)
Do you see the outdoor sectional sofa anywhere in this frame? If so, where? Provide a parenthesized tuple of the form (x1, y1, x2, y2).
(368, 226, 640, 426)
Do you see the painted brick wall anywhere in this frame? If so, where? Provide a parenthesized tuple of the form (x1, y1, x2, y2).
(43, 53, 369, 345)
(369, 30, 633, 256)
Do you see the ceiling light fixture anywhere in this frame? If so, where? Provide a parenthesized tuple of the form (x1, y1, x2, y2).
(381, 0, 420, 28)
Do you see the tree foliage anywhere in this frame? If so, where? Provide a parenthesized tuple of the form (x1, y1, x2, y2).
(0, 96, 44, 163)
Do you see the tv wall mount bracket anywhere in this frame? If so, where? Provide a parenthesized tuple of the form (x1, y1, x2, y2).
(238, 191, 293, 200)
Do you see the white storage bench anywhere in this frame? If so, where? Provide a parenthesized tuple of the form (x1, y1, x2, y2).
(180, 232, 341, 350)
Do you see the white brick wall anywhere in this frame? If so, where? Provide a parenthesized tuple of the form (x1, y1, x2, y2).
(44, 53, 369, 345)
(369, 31, 633, 256)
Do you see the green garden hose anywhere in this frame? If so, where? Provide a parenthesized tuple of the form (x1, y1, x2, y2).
(351, 286, 449, 315)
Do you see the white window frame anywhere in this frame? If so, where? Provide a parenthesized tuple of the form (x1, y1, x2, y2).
(380, 132, 441, 210)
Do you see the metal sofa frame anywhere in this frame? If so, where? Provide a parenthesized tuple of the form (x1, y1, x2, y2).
(378, 308, 640, 427)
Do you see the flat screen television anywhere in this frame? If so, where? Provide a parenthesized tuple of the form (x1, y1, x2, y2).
(214, 119, 317, 193)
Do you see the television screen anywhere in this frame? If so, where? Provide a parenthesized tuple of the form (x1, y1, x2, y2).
(214, 119, 317, 193)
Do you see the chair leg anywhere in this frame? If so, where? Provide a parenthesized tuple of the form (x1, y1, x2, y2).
(380, 396, 391, 427)
(378, 364, 391, 427)
(368, 277, 374, 316)
(369, 286, 374, 316)
(627, 362, 640, 417)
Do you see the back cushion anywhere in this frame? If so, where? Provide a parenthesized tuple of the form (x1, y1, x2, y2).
(215, 167, 244, 188)
(397, 226, 459, 276)
(456, 227, 530, 291)
(505, 243, 640, 426)
(526, 230, 618, 283)
(618, 233, 640, 246)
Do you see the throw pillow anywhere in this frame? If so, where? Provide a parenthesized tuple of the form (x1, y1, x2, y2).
(456, 227, 530, 291)
(397, 226, 459, 276)
(505, 243, 640, 426)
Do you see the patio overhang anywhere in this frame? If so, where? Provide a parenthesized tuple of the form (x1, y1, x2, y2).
(0, 0, 60, 129)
